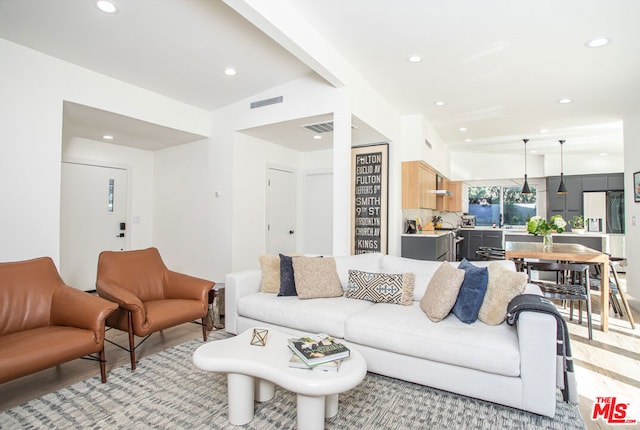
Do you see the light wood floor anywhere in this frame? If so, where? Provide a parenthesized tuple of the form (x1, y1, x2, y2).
(2, 290, 639, 429)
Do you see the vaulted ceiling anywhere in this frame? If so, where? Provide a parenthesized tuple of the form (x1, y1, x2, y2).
(1, 0, 638, 156)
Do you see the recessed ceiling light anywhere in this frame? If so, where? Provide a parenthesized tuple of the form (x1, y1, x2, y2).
(96, 0, 118, 14)
(312, 135, 322, 140)
(434, 101, 446, 106)
(557, 98, 573, 104)
(585, 37, 611, 48)
(102, 135, 114, 140)
(459, 127, 467, 132)
(539, 128, 549, 133)
(600, 152, 608, 156)
(407, 55, 423, 63)
(530, 150, 537, 154)
(465, 138, 472, 143)
(223, 67, 237, 77)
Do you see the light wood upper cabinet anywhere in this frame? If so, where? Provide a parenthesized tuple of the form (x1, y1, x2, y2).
(403, 162, 463, 211)
(447, 181, 463, 212)
(402, 161, 437, 209)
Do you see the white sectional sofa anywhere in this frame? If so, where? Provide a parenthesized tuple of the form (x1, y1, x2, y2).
(225, 253, 559, 417)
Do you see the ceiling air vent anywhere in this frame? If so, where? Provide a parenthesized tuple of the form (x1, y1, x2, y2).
(250, 96, 283, 109)
(302, 121, 334, 134)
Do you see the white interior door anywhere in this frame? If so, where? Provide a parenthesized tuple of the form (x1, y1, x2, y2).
(266, 167, 296, 255)
(302, 172, 333, 255)
(60, 162, 128, 291)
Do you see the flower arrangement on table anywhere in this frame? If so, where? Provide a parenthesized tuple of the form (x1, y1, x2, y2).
(527, 215, 566, 249)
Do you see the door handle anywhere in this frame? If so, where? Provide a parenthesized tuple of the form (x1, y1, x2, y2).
(116, 233, 125, 238)
(289, 230, 295, 234)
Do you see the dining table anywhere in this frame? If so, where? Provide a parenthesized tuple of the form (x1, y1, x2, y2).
(504, 241, 611, 332)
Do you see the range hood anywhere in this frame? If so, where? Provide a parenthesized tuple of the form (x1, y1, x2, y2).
(434, 174, 451, 195)
(433, 189, 452, 196)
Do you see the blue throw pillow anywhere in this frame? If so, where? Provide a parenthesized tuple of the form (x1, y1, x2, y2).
(452, 258, 489, 323)
(278, 254, 297, 296)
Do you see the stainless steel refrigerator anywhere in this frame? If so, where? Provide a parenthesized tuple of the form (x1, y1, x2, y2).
(583, 191, 626, 269)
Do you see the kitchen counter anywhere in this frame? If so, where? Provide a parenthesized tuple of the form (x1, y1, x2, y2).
(464, 227, 607, 237)
(401, 231, 452, 238)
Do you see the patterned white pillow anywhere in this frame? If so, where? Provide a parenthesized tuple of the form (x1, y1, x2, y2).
(346, 270, 415, 305)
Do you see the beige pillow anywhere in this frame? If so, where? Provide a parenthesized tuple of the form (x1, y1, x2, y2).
(292, 257, 343, 299)
(478, 262, 528, 325)
(259, 255, 280, 293)
(420, 262, 465, 322)
(346, 270, 415, 305)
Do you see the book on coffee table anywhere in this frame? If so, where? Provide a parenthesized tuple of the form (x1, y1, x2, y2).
(287, 333, 350, 366)
(288, 354, 342, 372)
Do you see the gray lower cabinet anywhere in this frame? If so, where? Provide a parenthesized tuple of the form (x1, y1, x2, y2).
(401, 235, 449, 261)
(459, 230, 503, 260)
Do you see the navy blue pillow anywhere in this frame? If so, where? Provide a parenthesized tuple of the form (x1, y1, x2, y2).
(278, 254, 297, 296)
(452, 258, 489, 323)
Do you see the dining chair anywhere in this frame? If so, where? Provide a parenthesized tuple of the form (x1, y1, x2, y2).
(588, 258, 635, 330)
(526, 261, 593, 340)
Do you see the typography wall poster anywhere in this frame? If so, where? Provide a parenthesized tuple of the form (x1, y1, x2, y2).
(351, 143, 388, 255)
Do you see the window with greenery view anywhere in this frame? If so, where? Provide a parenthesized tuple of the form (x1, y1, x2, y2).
(468, 186, 537, 227)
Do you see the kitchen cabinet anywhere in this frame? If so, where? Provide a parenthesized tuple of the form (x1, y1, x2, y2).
(547, 176, 583, 223)
(608, 173, 624, 190)
(436, 178, 450, 211)
(459, 229, 503, 260)
(547, 173, 624, 226)
(581, 175, 607, 191)
(447, 181, 463, 212)
(401, 234, 450, 261)
(402, 161, 437, 209)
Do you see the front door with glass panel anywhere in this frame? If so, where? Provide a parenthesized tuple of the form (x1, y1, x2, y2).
(60, 162, 128, 291)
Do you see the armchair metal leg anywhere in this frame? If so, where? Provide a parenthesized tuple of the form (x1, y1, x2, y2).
(100, 349, 108, 383)
(128, 311, 136, 371)
(202, 317, 207, 341)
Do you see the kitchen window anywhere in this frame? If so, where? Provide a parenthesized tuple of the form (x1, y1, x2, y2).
(468, 186, 537, 227)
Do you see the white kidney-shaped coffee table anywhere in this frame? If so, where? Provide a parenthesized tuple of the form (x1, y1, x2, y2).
(192, 327, 367, 430)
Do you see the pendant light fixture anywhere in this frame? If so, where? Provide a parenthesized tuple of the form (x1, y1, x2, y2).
(521, 139, 532, 194)
(557, 139, 568, 194)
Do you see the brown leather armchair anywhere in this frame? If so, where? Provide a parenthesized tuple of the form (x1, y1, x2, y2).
(96, 247, 213, 370)
(0, 257, 118, 384)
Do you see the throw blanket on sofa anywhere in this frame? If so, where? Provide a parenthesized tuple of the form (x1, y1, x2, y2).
(506, 294, 578, 404)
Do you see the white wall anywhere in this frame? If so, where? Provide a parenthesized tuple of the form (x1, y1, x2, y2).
(623, 111, 640, 299)
(400, 115, 451, 177)
(61, 137, 155, 250)
(301, 149, 334, 255)
(225, 0, 407, 257)
(450, 152, 545, 182)
(0, 39, 211, 269)
(153, 139, 214, 279)
(231, 132, 302, 271)
(544, 154, 624, 176)
(209, 75, 347, 273)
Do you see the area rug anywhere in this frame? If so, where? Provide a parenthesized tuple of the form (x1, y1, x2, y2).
(0, 331, 585, 430)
